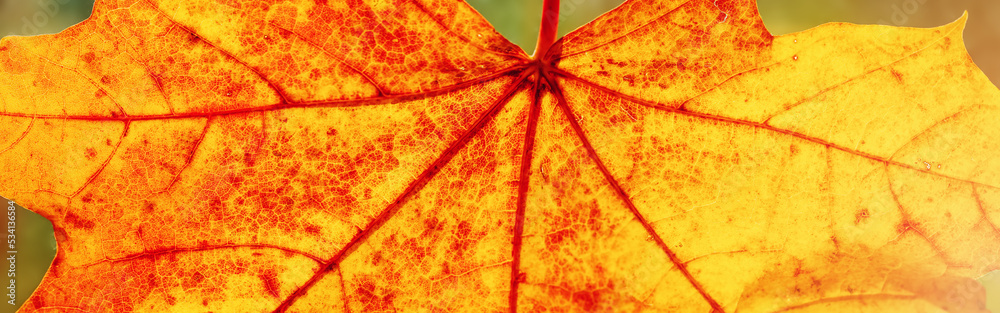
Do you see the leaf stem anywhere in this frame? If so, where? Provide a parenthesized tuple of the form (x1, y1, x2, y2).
(532, 0, 559, 59)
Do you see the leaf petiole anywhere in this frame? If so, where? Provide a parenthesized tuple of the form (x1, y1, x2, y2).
(532, 0, 560, 60)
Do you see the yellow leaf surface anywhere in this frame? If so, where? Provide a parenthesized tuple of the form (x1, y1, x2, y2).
(1, 0, 998, 312)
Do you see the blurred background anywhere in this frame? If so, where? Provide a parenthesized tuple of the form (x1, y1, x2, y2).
(1, 0, 998, 312)
(0, 0, 94, 37)
(0, 198, 56, 313)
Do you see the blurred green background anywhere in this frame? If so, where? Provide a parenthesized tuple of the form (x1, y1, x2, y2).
(0, 0, 94, 37)
(0, 198, 55, 313)
(1, 0, 999, 312)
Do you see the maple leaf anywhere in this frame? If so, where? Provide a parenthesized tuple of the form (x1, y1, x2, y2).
(1, 0, 999, 312)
